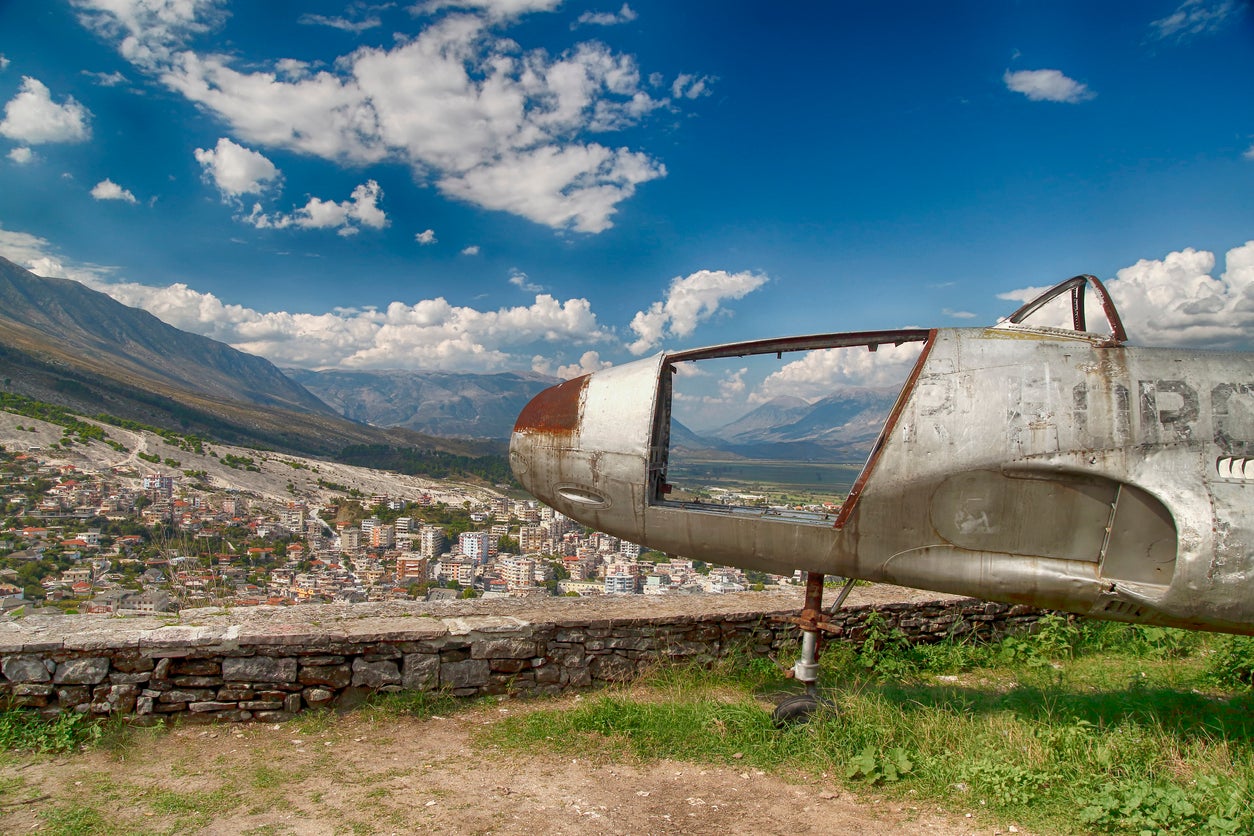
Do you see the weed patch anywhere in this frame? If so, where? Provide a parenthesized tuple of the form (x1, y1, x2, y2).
(0, 709, 102, 754)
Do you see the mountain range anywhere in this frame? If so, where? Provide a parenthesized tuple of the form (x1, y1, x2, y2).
(0, 256, 894, 465)
(286, 368, 556, 439)
(675, 387, 899, 462)
(0, 257, 494, 459)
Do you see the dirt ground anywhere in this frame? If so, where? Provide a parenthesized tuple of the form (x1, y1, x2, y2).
(2, 697, 1034, 836)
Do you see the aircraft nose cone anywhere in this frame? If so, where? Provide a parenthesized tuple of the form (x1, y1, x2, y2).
(510, 374, 590, 492)
(513, 374, 589, 438)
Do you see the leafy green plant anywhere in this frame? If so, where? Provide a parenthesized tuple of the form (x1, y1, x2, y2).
(855, 612, 920, 679)
(1078, 776, 1254, 835)
(1207, 635, 1254, 689)
(1123, 624, 1199, 659)
(845, 744, 914, 784)
(1032, 614, 1081, 659)
(996, 634, 1052, 669)
(959, 758, 1051, 806)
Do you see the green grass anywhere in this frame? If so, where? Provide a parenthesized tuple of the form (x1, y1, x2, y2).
(0, 708, 103, 753)
(487, 619, 1254, 836)
(362, 688, 471, 719)
(37, 804, 112, 836)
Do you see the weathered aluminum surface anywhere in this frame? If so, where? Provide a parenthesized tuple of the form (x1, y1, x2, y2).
(511, 277, 1254, 635)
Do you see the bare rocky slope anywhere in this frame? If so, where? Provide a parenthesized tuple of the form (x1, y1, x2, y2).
(0, 408, 503, 511)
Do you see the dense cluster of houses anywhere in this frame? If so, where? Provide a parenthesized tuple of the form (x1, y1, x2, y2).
(1, 449, 781, 616)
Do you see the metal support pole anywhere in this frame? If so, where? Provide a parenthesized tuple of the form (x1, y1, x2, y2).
(792, 571, 825, 691)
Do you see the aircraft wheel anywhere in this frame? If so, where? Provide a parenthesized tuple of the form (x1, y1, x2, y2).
(772, 693, 830, 727)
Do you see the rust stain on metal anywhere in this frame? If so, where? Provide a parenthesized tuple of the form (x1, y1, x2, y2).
(1087, 275, 1127, 345)
(513, 374, 590, 436)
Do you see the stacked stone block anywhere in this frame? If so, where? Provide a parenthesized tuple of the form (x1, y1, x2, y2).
(1, 597, 1044, 723)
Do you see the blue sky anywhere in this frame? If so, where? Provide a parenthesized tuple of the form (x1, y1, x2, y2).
(0, 1, 1252, 404)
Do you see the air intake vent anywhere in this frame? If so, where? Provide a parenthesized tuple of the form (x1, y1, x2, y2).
(1101, 600, 1144, 618)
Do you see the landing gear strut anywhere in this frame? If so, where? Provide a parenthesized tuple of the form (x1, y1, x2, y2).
(771, 571, 855, 726)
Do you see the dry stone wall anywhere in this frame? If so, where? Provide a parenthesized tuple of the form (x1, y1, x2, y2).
(0, 590, 1045, 723)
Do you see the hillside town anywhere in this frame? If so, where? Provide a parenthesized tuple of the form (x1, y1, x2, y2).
(0, 440, 787, 617)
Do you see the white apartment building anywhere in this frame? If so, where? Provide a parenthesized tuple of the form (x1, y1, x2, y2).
(419, 526, 447, 557)
(458, 531, 490, 565)
(500, 556, 536, 589)
(605, 569, 641, 595)
(281, 504, 307, 531)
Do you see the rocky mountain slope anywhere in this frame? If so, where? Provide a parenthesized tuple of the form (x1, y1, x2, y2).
(0, 258, 497, 460)
(287, 368, 556, 439)
(0, 407, 499, 509)
(673, 389, 900, 461)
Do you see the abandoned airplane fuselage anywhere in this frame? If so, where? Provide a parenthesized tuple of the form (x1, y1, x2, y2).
(510, 277, 1254, 635)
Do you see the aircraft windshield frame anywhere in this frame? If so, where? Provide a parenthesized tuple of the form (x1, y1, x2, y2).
(650, 328, 937, 528)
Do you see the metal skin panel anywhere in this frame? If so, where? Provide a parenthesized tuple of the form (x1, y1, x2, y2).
(511, 353, 664, 533)
(511, 293, 1254, 635)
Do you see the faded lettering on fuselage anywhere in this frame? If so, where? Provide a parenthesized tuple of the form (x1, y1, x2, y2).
(1068, 379, 1254, 454)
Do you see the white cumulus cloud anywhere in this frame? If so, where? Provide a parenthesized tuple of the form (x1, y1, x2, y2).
(194, 137, 281, 197)
(71, 0, 685, 234)
(0, 77, 92, 144)
(83, 70, 128, 87)
(752, 342, 925, 404)
(998, 242, 1254, 350)
(576, 4, 637, 27)
(671, 73, 712, 100)
(533, 349, 612, 379)
(90, 178, 138, 203)
(71, 0, 224, 66)
(1003, 68, 1095, 103)
(0, 225, 115, 285)
(509, 269, 543, 292)
(1103, 242, 1254, 348)
(411, 0, 563, 19)
(415, 228, 437, 245)
(0, 223, 616, 372)
(8, 147, 34, 164)
(245, 180, 388, 236)
(298, 13, 382, 33)
(627, 269, 770, 354)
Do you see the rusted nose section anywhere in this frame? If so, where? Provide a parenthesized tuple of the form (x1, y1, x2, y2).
(510, 374, 591, 493)
(513, 374, 589, 438)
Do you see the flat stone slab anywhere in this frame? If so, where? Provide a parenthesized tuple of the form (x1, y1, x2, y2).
(0, 587, 963, 655)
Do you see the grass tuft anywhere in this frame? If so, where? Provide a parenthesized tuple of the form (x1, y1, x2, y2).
(363, 688, 466, 719)
(0, 709, 102, 754)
